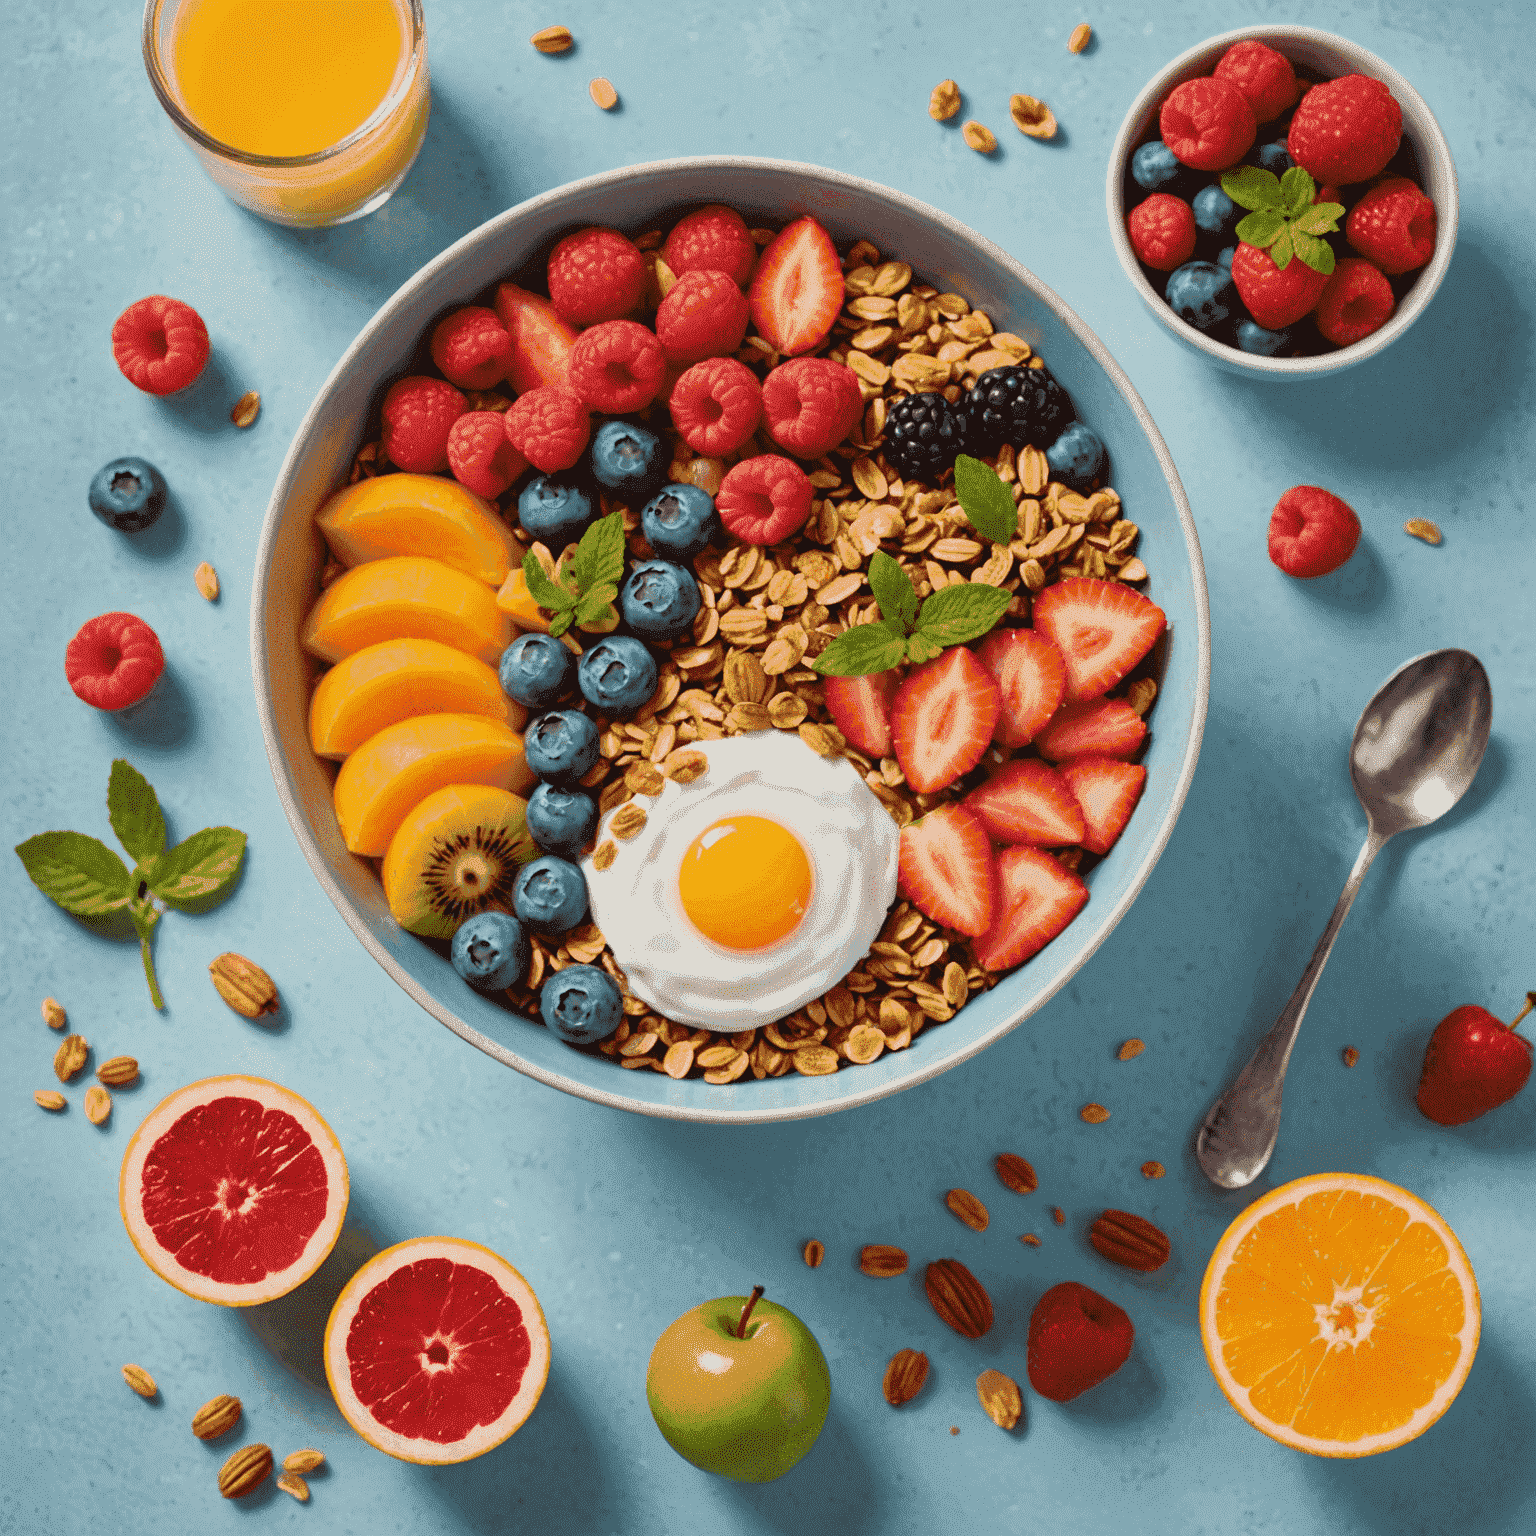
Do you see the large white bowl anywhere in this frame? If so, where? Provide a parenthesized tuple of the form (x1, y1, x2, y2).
(252, 157, 1211, 1123)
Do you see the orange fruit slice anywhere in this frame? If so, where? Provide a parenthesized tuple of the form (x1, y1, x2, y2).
(1200, 1172, 1479, 1457)
(324, 1236, 551, 1463)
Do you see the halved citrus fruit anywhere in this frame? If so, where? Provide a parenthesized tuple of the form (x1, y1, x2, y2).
(1201, 1172, 1479, 1457)
(323, 1236, 551, 1464)
(119, 1076, 349, 1307)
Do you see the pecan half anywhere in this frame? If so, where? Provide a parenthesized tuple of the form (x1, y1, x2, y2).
(882, 1348, 929, 1406)
(218, 1443, 272, 1499)
(994, 1153, 1038, 1194)
(208, 954, 279, 1017)
(859, 1244, 908, 1278)
(925, 1258, 993, 1338)
(945, 1188, 989, 1231)
(976, 1368, 1023, 1429)
(1089, 1210, 1171, 1272)
(193, 1393, 243, 1440)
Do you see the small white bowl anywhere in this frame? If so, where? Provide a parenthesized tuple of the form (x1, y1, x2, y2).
(1106, 25, 1458, 380)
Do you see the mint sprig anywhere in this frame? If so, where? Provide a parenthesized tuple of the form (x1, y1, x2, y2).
(15, 760, 246, 1009)
(1221, 164, 1343, 274)
(812, 550, 1012, 677)
(521, 510, 625, 637)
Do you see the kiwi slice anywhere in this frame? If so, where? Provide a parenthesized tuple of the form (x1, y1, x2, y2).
(383, 784, 537, 939)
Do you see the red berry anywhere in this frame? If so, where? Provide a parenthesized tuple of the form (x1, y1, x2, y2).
(761, 357, 864, 458)
(663, 205, 757, 288)
(668, 358, 763, 455)
(822, 670, 898, 758)
(566, 319, 666, 414)
(975, 627, 1067, 746)
(748, 216, 843, 356)
(494, 282, 578, 394)
(655, 269, 750, 364)
(964, 760, 1086, 848)
(889, 646, 1002, 794)
(1229, 242, 1330, 331)
(1287, 74, 1402, 186)
(447, 411, 528, 498)
(1032, 579, 1166, 703)
(1416, 998, 1534, 1126)
(1035, 697, 1147, 762)
(430, 306, 515, 390)
(1126, 194, 1197, 272)
(1346, 178, 1436, 274)
(65, 612, 164, 710)
(504, 386, 590, 474)
(972, 844, 1089, 971)
(896, 802, 999, 938)
(1159, 76, 1256, 171)
(1027, 1282, 1134, 1403)
(1266, 485, 1361, 578)
(1315, 257, 1396, 347)
(715, 455, 813, 545)
(380, 376, 467, 474)
(1213, 40, 1299, 123)
(546, 227, 646, 327)
(1058, 757, 1147, 856)
(111, 296, 210, 396)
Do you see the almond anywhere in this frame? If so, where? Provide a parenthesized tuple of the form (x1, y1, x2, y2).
(195, 562, 221, 601)
(192, 1393, 243, 1440)
(589, 76, 618, 110)
(276, 1473, 310, 1502)
(944, 1188, 989, 1231)
(34, 1089, 66, 1112)
(1089, 1209, 1171, 1272)
(208, 953, 279, 1017)
(994, 1153, 1038, 1194)
(1068, 22, 1092, 53)
(121, 1364, 157, 1398)
(1117, 1038, 1145, 1061)
(924, 1258, 993, 1338)
(859, 1244, 908, 1278)
(282, 1449, 326, 1475)
(976, 1368, 1023, 1429)
(882, 1348, 929, 1406)
(218, 1443, 272, 1499)
(230, 391, 260, 429)
(96, 1055, 139, 1087)
(83, 1085, 112, 1125)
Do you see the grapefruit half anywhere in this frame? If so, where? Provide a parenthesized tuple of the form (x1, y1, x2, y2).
(323, 1236, 551, 1464)
(119, 1076, 349, 1307)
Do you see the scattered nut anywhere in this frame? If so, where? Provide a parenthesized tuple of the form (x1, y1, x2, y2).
(1405, 518, 1442, 544)
(121, 1364, 157, 1398)
(530, 24, 573, 52)
(1126, 678, 1158, 716)
(208, 953, 279, 1018)
(592, 840, 618, 871)
(1080, 1102, 1111, 1124)
(1010, 93, 1058, 139)
(230, 391, 261, 429)
(609, 803, 648, 841)
(883, 1348, 929, 1406)
(589, 76, 618, 110)
(276, 1474, 310, 1503)
(961, 120, 998, 154)
(1117, 1038, 1145, 1061)
(34, 1088, 67, 1112)
(929, 80, 961, 121)
(83, 1085, 112, 1125)
(976, 1368, 1023, 1430)
(994, 1153, 1038, 1194)
(802, 1239, 825, 1268)
(925, 1259, 993, 1338)
(950, 1425, 960, 1436)
(218, 1443, 273, 1500)
(945, 1188, 990, 1231)
(1141, 1160, 1166, 1179)
(1068, 22, 1093, 53)
(195, 562, 220, 601)
(192, 1393, 243, 1440)
(53, 1034, 89, 1082)
(1019, 1232, 1042, 1247)
(859, 1244, 909, 1277)
(282, 1449, 326, 1475)
(97, 1055, 139, 1087)
(1051, 1206, 1066, 1225)
(41, 997, 66, 1030)
(1089, 1210, 1171, 1272)
(1343, 1046, 1360, 1068)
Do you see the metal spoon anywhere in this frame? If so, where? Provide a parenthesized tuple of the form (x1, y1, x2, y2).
(1195, 648, 1492, 1190)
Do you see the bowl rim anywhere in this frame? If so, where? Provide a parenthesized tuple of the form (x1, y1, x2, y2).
(1105, 24, 1460, 377)
(252, 154, 1212, 1123)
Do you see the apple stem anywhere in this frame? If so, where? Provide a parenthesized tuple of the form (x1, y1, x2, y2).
(1508, 993, 1536, 1033)
(735, 1285, 765, 1338)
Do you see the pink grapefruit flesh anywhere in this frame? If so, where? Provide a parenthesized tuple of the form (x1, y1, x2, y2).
(119, 1075, 348, 1307)
(324, 1236, 551, 1463)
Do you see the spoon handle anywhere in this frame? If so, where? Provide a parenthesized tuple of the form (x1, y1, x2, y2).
(1195, 828, 1388, 1190)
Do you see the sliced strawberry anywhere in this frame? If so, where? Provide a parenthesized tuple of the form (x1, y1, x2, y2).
(1035, 698, 1147, 762)
(1032, 579, 1166, 703)
(973, 846, 1088, 971)
(964, 760, 1086, 847)
(747, 216, 843, 357)
(494, 282, 578, 394)
(1059, 758, 1147, 856)
(889, 646, 1001, 793)
(897, 803, 998, 937)
(975, 627, 1067, 746)
(823, 669, 898, 758)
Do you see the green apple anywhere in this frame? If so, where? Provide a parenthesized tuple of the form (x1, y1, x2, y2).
(645, 1288, 831, 1482)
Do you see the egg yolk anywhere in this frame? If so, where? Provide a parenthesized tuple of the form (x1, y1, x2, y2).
(677, 816, 813, 951)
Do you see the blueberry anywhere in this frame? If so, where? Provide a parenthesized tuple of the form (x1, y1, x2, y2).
(539, 963, 623, 1045)
(450, 911, 528, 991)
(620, 560, 700, 642)
(589, 419, 665, 499)
(526, 783, 599, 857)
(1045, 423, 1108, 491)
(89, 457, 167, 532)
(577, 635, 659, 718)
(1192, 184, 1236, 239)
(518, 477, 593, 549)
(1236, 319, 1291, 356)
(499, 632, 576, 710)
(1131, 140, 1183, 193)
(1217, 246, 1236, 271)
(1165, 261, 1237, 333)
(525, 709, 600, 784)
(1255, 142, 1293, 176)
(642, 483, 720, 560)
(513, 855, 589, 934)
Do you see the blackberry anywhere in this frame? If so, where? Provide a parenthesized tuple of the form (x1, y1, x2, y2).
(962, 365, 1075, 456)
(881, 391, 965, 485)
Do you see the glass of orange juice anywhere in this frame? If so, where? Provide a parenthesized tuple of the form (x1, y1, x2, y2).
(142, 0, 430, 228)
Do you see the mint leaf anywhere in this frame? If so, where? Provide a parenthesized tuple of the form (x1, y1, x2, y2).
(867, 551, 918, 632)
(953, 455, 1017, 545)
(15, 832, 134, 917)
(1235, 210, 1286, 248)
(1221, 166, 1283, 211)
(108, 759, 166, 866)
(1295, 203, 1343, 236)
(522, 551, 577, 613)
(1279, 165, 1316, 217)
(569, 510, 626, 597)
(148, 827, 246, 909)
(1291, 231, 1336, 275)
(1270, 226, 1295, 270)
(913, 583, 1013, 649)
(810, 620, 909, 677)
(575, 583, 618, 624)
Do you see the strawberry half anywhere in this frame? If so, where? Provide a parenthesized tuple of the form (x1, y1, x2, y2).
(897, 803, 999, 937)
(1058, 757, 1147, 856)
(973, 845, 1088, 971)
(823, 669, 898, 758)
(975, 627, 1067, 746)
(1035, 698, 1147, 762)
(965, 760, 1086, 848)
(747, 216, 843, 357)
(1031, 579, 1165, 703)
(889, 646, 1002, 793)
(495, 282, 578, 394)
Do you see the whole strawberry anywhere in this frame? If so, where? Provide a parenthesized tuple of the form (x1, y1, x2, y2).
(1287, 74, 1402, 186)
(1027, 1282, 1134, 1402)
(1231, 241, 1329, 331)
(1417, 993, 1534, 1126)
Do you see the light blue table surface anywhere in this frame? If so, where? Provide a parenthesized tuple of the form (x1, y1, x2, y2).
(3, 3, 1533, 1533)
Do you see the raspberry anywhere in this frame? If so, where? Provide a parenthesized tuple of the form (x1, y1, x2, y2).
(447, 411, 529, 498)
(655, 269, 750, 364)
(761, 357, 863, 458)
(566, 319, 666, 414)
(716, 456, 814, 545)
(1126, 194, 1197, 272)
(504, 386, 591, 474)
(1346, 178, 1436, 274)
(1159, 76, 1256, 171)
(668, 357, 763, 455)
(430, 306, 515, 390)
(380, 376, 467, 473)
(1267, 486, 1360, 578)
(546, 227, 646, 327)
(1287, 75, 1402, 186)
(65, 612, 164, 710)
(1213, 41, 1299, 123)
(1230, 242, 1329, 331)
(662, 205, 757, 288)
(1314, 257, 1396, 347)
(111, 296, 210, 396)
